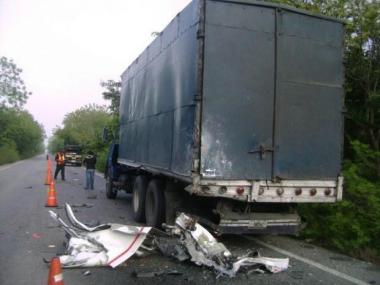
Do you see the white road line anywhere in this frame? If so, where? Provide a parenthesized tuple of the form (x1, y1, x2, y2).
(0, 160, 25, 172)
(246, 237, 368, 285)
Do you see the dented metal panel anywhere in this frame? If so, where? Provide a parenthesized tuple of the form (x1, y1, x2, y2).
(119, 0, 199, 176)
(119, 0, 344, 184)
(201, 1, 275, 180)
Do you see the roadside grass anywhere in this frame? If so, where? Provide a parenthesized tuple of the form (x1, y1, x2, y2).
(298, 161, 380, 265)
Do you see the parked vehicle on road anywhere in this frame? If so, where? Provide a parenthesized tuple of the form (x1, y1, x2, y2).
(105, 0, 345, 235)
(64, 145, 82, 167)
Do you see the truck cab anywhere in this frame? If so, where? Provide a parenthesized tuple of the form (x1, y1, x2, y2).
(64, 145, 82, 167)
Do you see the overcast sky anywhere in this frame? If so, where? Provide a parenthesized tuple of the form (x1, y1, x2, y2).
(0, 0, 191, 138)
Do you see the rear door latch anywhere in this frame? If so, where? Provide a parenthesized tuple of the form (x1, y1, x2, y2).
(248, 144, 274, 160)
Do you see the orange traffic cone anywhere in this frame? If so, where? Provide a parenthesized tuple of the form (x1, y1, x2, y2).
(44, 159, 53, 185)
(45, 168, 52, 185)
(45, 181, 58, 207)
(47, 257, 64, 285)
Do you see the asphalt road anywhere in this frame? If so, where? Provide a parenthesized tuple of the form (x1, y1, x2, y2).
(0, 155, 379, 285)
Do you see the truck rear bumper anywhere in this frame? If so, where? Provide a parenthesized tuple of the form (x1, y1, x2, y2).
(218, 213, 301, 235)
(189, 176, 343, 203)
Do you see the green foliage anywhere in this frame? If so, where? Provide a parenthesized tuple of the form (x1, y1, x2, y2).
(100, 80, 121, 117)
(0, 107, 44, 164)
(299, 144, 380, 256)
(49, 104, 111, 150)
(0, 141, 20, 165)
(0, 57, 44, 165)
(48, 104, 112, 171)
(0, 56, 31, 109)
(47, 135, 65, 154)
(95, 148, 108, 173)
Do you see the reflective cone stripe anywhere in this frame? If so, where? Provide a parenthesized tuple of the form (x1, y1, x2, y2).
(47, 257, 64, 285)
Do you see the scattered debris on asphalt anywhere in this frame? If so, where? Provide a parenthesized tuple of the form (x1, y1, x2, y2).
(65, 203, 109, 232)
(48, 206, 289, 277)
(162, 213, 289, 277)
(83, 270, 91, 276)
(70, 203, 94, 208)
(132, 269, 183, 278)
(32, 233, 41, 239)
(49, 204, 151, 268)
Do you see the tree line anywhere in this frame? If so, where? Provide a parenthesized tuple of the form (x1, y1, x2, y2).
(47, 101, 118, 172)
(0, 56, 45, 165)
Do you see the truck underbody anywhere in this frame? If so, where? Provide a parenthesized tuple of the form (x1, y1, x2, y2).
(105, 154, 343, 235)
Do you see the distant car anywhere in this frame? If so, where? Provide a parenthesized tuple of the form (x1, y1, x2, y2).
(64, 145, 82, 166)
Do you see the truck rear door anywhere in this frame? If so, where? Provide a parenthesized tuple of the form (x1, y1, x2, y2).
(201, 1, 275, 180)
(200, 1, 344, 181)
(273, 10, 344, 179)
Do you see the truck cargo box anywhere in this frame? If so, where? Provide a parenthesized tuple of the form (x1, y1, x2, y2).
(119, 0, 344, 203)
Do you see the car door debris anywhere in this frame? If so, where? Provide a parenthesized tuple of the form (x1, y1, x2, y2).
(48, 207, 288, 277)
(48, 204, 151, 268)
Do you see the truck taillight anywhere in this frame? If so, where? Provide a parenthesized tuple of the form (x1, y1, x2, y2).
(236, 187, 244, 195)
(295, 188, 302, 196)
(219, 186, 227, 194)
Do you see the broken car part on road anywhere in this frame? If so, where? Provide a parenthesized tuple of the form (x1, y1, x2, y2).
(49, 204, 152, 268)
(48, 205, 288, 277)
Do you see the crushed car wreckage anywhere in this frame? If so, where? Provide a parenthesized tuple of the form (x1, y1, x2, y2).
(48, 204, 289, 277)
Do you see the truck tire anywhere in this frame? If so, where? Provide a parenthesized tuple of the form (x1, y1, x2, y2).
(133, 176, 149, 223)
(106, 171, 117, 199)
(145, 179, 165, 228)
(165, 189, 185, 225)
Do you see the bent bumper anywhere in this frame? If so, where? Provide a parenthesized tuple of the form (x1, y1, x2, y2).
(189, 176, 344, 203)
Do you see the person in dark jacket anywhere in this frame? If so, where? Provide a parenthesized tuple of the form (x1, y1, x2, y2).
(83, 151, 97, 198)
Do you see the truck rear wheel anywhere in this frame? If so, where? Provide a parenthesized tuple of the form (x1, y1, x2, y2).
(106, 173, 117, 199)
(145, 179, 165, 228)
(133, 176, 149, 223)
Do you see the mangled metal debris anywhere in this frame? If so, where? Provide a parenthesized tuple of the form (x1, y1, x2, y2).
(48, 206, 288, 277)
(48, 203, 151, 268)
(162, 213, 289, 277)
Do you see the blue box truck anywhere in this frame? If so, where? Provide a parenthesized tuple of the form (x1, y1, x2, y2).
(105, 0, 345, 235)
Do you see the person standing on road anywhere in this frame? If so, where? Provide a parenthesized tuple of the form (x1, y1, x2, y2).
(83, 151, 97, 198)
(54, 150, 65, 180)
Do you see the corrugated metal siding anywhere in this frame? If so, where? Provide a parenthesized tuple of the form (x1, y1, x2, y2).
(119, 0, 344, 182)
(119, 0, 199, 176)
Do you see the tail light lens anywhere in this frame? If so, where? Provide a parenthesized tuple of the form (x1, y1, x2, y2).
(236, 187, 245, 195)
